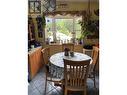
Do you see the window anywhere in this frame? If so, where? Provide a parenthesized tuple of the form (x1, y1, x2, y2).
(56, 19, 73, 42)
(74, 18, 82, 39)
(45, 16, 82, 43)
(45, 18, 53, 42)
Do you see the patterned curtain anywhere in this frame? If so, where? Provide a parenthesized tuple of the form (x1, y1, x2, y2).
(29, 0, 56, 14)
(44, 11, 86, 16)
(42, 0, 56, 12)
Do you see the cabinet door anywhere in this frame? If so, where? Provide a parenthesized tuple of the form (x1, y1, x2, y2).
(74, 45, 83, 53)
(28, 47, 43, 80)
(36, 48, 43, 69)
(29, 53, 38, 80)
(49, 45, 62, 56)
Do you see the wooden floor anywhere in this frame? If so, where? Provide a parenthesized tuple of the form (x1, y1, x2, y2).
(28, 67, 99, 95)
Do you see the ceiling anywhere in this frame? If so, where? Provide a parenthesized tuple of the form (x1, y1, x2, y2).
(56, 0, 99, 2)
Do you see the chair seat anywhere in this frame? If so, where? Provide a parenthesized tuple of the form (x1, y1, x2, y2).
(65, 86, 85, 91)
(46, 70, 64, 85)
(47, 75, 63, 82)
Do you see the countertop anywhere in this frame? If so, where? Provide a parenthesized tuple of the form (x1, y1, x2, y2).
(28, 46, 42, 55)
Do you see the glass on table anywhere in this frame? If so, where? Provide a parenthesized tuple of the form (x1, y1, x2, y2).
(70, 51, 74, 57)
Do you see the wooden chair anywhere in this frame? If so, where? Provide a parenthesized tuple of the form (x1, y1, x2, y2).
(63, 59, 91, 95)
(88, 46, 99, 89)
(41, 47, 63, 95)
(62, 43, 74, 51)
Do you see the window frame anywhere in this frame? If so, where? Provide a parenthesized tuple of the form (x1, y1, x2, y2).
(45, 16, 82, 42)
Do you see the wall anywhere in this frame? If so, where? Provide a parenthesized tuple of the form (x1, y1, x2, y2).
(56, 1, 99, 12)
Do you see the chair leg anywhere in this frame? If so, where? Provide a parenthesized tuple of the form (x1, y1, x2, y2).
(45, 77, 47, 95)
(84, 88, 87, 95)
(93, 75, 96, 89)
(64, 88, 67, 95)
(45, 81, 47, 94)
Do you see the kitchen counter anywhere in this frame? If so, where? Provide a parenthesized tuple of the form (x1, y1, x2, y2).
(28, 46, 42, 55)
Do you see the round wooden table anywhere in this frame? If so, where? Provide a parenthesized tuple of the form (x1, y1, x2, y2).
(50, 52, 92, 68)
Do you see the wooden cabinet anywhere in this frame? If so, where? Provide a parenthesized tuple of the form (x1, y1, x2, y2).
(49, 44, 62, 56)
(45, 44, 83, 56)
(28, 47, 43, 80)
(74, 44, 83, 53)
(83, 48, 92, 57)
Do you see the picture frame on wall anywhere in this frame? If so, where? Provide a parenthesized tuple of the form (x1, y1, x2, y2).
(29, 1, 41, 14)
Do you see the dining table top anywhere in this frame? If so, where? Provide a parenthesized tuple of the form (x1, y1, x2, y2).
(49, 52, 92, 68)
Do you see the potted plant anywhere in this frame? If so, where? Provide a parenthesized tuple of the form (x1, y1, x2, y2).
(42, 15, 46, 29)
(79, 10, 99, 42)
(79, 18, 98, 39)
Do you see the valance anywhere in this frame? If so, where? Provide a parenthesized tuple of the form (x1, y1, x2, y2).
(43, 11, 86, 16)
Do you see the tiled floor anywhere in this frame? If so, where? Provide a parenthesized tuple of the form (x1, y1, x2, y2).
(28, 67, 99, 95)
